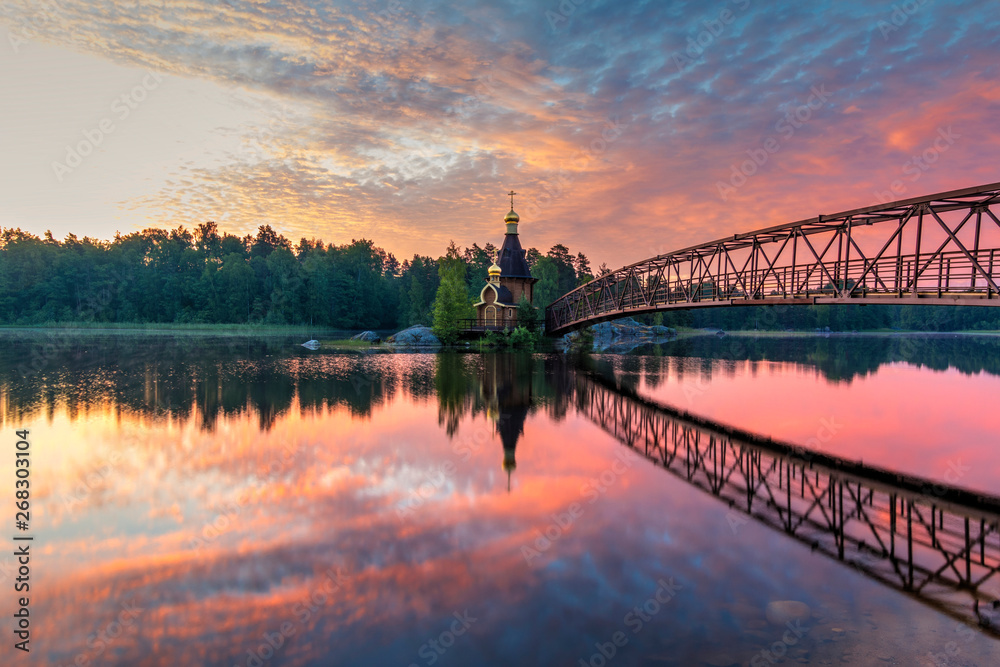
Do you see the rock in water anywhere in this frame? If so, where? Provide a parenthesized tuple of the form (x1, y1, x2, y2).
(765, 600, 811, 626)
(350, 331, 381, 343)
(301, 340, 320, 350)
(590, 319, 676, 343)
(385, 325, 441, 347)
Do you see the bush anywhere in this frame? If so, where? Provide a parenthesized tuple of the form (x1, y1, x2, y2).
(508, 326, 537, 350)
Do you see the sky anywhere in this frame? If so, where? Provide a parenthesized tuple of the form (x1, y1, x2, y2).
(1, 0, 999, 269)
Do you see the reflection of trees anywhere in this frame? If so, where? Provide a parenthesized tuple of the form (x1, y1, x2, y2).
(0, 334, 423, 429)
(435, 352, 481, 437)
(611, 335, 1000, 385)
(4, 333, 999, 429)
(430, 352, 574, 438)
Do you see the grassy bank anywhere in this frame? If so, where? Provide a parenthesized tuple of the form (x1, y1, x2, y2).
(320, 338, 383, 348)
(0, 322, 335, 337)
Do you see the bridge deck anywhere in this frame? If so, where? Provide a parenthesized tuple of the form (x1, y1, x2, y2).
(546, 183, 1000, 335)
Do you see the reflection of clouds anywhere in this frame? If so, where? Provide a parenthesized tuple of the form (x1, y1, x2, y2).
(13, 363, 1000, 663)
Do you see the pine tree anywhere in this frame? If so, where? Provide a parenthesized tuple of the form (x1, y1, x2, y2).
(517, 295, 538, 332)
(432, 242, 475, 345)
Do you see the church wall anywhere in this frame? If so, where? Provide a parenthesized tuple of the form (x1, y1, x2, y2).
(501, 278, 534, 305)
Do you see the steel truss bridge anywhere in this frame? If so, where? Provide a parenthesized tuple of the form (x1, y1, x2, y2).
(546, 183, 1000, 335)
(573, 370, 1000, 636)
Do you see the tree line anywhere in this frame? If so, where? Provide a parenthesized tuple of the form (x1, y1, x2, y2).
(3, 223, 999, 332)
(0, 224, 597, 329)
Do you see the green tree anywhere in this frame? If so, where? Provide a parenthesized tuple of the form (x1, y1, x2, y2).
(547, 244, 578, 296)
(431, 242, 475, 344)
(399, 255, 438, 326)
(517, 294, 538, 332)
(532, 256, 562, 308)
(574, 252, 593, 285)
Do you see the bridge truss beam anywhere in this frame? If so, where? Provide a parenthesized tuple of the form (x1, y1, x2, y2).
(546, 183, 1000, 335)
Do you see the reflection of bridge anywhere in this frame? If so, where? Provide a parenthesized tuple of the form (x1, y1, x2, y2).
(547, 183, 1000, 335)
(573, 369, 1000, 636)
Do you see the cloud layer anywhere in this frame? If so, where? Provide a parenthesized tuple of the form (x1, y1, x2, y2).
(2, 0, 999, 267)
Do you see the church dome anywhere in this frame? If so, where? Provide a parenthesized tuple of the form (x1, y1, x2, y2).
(488, 261, 501, 276)
(504, 208, 520, 224)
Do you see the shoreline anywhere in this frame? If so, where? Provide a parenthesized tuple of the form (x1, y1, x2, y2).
(1, 325, 999, 343)
(678, 329, 1000, 339)
(677, 329, 1000, 338)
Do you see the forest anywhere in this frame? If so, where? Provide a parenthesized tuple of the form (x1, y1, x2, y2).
(0, 223, 592, 329)
(1, 223, 999, 332)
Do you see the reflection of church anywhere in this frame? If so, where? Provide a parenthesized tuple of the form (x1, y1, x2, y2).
(474, 192, 538, 330)
(480, 354, 534, 492)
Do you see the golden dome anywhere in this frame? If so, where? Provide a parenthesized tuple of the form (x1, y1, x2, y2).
(504, 208, 520, 224)
(503, 449, 517, 471)
(488, 261, 501, 276)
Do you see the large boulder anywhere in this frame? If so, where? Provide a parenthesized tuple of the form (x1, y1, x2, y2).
(385, 325, 441, 347)
(591, 321, 618, 340)
(350, 331, 381, 343)
(591, 319, 675, 342)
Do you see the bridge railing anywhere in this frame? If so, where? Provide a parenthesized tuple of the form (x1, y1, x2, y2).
(546, 183, 1000, 334)
(600, 249, 997, 309)
(455, 318, 507, 332)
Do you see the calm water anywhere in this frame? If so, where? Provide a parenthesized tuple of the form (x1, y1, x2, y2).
(1, 331, 999, 667)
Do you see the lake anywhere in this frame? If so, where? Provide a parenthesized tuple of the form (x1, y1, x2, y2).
(1, 331, 998, 666)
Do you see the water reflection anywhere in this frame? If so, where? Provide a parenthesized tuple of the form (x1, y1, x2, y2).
(1, 332, 999, 666)
(5, 332, 1000, 430)
(603, 334, 1000, 385)
(575, 365, 1000, 638)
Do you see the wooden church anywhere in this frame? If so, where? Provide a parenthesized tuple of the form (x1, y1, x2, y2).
(474, 192, 538, 329)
